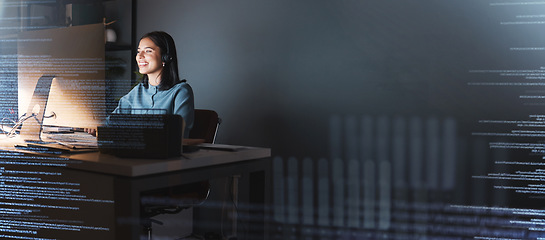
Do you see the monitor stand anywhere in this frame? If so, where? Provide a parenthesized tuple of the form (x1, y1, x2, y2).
(19, 75, 55, 143)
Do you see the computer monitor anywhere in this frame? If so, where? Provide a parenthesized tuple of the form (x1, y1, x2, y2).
(17, 23, 106, 131)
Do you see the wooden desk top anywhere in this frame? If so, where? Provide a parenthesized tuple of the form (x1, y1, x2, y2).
(0, 135, 271, 177)
(66, 146, 271, 177)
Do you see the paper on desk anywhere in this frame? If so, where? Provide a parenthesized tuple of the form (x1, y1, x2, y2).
(197, 143, 248, 151)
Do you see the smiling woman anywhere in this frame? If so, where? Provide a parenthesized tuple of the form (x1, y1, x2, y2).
(90, 31, 195, 138)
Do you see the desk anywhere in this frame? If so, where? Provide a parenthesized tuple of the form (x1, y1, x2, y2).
(0, 139, 271, 239)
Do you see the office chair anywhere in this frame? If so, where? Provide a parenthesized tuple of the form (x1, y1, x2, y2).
(141, 109, 221, 240)
(189, 109, 222, 143)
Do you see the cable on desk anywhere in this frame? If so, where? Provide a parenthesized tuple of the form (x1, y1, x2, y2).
(0, 117, 17, 136)
(4, 113, 34, 138)
(2, 111, 57, 138)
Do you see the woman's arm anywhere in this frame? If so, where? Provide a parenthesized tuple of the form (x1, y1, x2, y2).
(173, 83, 195, 138)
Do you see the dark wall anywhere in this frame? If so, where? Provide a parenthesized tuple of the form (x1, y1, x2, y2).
(136, 0, 545, 160)
(138, 1, 545, 238)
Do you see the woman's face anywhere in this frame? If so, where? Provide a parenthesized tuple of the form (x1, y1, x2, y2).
(136, 37, 163, 82)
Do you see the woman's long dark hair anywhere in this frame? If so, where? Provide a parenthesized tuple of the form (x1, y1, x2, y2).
(140, 31, 182, 90)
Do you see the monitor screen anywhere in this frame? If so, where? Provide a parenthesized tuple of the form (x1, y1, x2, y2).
(17, 23, 106, 130)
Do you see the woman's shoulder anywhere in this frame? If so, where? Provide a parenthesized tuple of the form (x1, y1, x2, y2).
(169, 80, 193, 92)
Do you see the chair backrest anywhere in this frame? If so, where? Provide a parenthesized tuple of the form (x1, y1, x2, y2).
(188, 109, 221, 143)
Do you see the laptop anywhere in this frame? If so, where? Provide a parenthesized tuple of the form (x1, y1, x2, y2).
(97, 113, 183, 158)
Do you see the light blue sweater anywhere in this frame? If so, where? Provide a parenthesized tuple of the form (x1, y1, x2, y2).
(112, 81, 195, 138)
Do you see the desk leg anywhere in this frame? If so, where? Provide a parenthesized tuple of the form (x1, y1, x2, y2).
(249, 171, 266, 238)
(239, 158, 271, 240)
(231, 175, 240, 239)
(263, 159, 272, 240)
(114, 177, 142, 240)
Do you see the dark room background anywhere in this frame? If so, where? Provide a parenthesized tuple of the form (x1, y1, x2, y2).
(136, 0, 545, 238)
(1, 0, 545, 238)
(137, 0, 543, 157)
